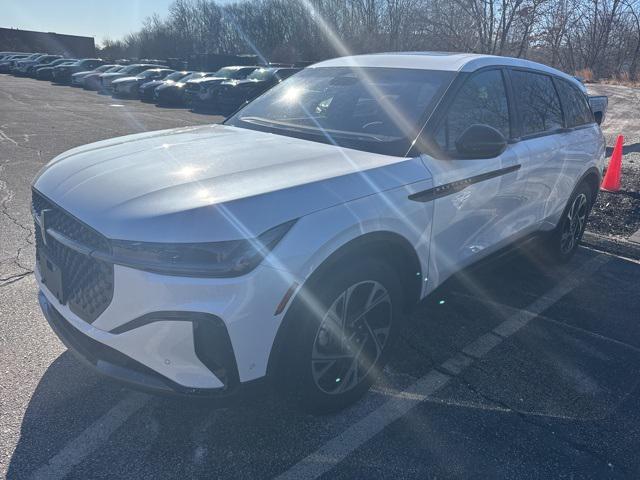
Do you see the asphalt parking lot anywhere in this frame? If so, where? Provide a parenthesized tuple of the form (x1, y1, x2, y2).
(2, 75, 640, 479)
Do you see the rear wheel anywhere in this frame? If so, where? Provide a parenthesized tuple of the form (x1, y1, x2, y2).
(282, 259, 404, 413)
(546, 182, 593, 262)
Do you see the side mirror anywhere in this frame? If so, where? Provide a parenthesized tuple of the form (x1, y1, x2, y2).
(594, 111, 603, 125)
(455, 124, 507, 159)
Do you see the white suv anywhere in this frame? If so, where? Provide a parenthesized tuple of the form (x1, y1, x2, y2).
(33, 53, 605, 412)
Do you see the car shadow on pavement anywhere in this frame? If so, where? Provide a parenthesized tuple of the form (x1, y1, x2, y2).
(606, 142, 640, 157)
(8, 246, 640, 479)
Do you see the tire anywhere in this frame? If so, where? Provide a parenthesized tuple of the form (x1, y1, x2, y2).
(546, 182, 593, 262)
(281, 259, 404, 414)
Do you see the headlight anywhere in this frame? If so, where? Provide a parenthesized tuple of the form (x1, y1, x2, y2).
(96, 220, 296, 277)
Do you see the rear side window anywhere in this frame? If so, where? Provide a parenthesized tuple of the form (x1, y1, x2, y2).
(555, 79, 593, 127)
(435, 69, 510, 152)
(511, 71, 563, 136)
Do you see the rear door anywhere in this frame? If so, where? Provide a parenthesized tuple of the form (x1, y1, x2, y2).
(422, 68, 531, 283)
(508, 70, 566, 227)
(553, 78, 602, 223)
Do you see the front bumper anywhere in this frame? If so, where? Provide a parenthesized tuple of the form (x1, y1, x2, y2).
(39, 291, 251, 398)
(53, 70, 72, 83)
(113, 82, 137, 97)
(155, 88, 184, 104)
(36, 257, 293, 395)
(139, 86, 156, 101)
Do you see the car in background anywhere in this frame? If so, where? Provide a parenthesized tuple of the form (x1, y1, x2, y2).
(34, 59, 78, 80)
(194, 67, 300, 113)
(5, 53, 43, 73)
(183, 66, 260, 106)
(0, 54, 32, 73)
(32, 53, 606, 412)
(99, 63, 165, 92)
(52, 58, 106, 84)
(0, 51, 25, 60)
(138, 70, 192, 102)
(153, 71, 214, 105)
(14, 54, 62, 76)
(71, 64, 120, 87)
(0, 52, 30, 63)
(111, 68, 174, 98)
(25, 56, 69, 77)
(81, 65, 124, 90)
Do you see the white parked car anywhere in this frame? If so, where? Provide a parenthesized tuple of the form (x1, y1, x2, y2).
(32, 53, 605, 412)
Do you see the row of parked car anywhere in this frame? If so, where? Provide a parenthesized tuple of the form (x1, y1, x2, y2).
(0, 51, 301, 114)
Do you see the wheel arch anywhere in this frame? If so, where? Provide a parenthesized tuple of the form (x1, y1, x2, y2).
(265, 230, 423, 380)
(579, 166, 602, 205)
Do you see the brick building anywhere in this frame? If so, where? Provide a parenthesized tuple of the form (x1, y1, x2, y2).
(0, 28, 95, 57)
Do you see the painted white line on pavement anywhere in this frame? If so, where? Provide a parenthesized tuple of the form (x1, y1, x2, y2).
(30, 392, 150, 480)
(275, 254, 608, 480)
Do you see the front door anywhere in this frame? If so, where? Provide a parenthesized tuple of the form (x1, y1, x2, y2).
(420, 68, 533, 288)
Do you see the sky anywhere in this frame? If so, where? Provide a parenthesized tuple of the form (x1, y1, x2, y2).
(2, 0, 235, 45)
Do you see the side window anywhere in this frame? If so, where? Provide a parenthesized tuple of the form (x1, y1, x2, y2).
(555, 79, 594, 127)
(511, 71, 563, 135)
(435, 69, 510, 152)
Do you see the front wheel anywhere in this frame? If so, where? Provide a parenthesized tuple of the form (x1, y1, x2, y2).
(546, 182, 593, 262)
(282, 259, 404, 413)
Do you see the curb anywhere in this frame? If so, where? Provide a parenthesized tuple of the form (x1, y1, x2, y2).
(582, 231, 640, 260)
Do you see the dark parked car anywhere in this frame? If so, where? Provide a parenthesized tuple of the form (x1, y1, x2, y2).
(81, 65, 124, 90)
(194, 67, 300, 112)
(153, 72, 214, 105)
(26, 56, 71, 77)
(35, 59, 77, 80)
(99, 64, 166, 93)
(15, 54, 62, 76)
(0, 54, 32, 73)
(183, 66, 260, 106)
(52, 58, 106, 84)
(138, 70, 192, 102)
(0, 52, 24, 60)
(111, 68, 174, 98)
(71, 64, 119, 86)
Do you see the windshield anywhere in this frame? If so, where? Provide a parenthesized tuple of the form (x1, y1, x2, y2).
(212, 67, 239, 79)
(138, 69, 161, 78)
(180, 72, 205, 82)
(121, 65, 145, 74)
(226, 67, 453, 155)
(103, 66, 122, 73)
(164, 71, 188, 81)
(247, 68, 273, 81)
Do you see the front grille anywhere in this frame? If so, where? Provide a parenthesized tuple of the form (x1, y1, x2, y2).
(33, 190, 114, 323)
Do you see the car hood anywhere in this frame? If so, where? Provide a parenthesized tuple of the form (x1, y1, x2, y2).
(112, 76, 138, 84)
(187, 76, 226, 86)
(101, 73, 125, 79)
(72, 70, 94, 77)
(156, 82, 183, 91)
(33, 125, 427, 242)
(140, 80, 164, 88)
(224, 79, 264, 87)
(198, 77, 229, 86)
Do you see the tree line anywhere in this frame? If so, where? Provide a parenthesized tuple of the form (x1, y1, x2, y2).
(98, 0, 640, 80)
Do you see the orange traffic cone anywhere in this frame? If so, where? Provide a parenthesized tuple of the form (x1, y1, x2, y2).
(601, 134, 624, 192)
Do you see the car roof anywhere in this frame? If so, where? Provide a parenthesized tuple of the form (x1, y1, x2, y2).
(312, 52, 584, 90)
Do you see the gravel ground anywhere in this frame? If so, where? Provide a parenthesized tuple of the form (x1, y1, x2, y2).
(587, 84, 640, 241)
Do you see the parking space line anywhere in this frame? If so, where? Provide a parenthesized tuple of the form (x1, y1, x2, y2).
(30, 392, 150, 480)
(275, 254, 608, 480)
